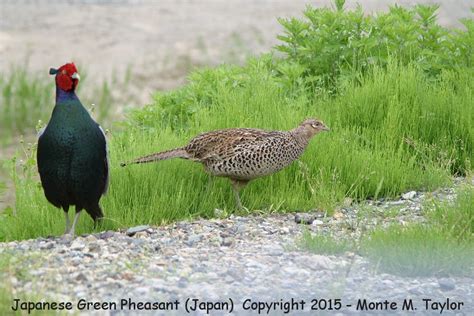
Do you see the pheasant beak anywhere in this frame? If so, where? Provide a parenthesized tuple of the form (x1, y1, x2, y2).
(322, 126, 330, 132)
(71, 72, 80, 81)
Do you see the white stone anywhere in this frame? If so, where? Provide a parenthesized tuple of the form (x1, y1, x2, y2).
(402, 191, 417, 200)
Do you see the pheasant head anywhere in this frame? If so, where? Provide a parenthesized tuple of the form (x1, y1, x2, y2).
(49, 62, 80, 92)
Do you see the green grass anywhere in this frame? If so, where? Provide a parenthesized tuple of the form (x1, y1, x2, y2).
(362, 226, 473, 277)
(0, 66, 53, 140)
(300, 186, 473, 277)
(361, 186, 474, 277)
(0, 2, 472, 241)
(427, 186, 474, 241)
(0, 251, 70, 315)
(1, 60, 471, 241)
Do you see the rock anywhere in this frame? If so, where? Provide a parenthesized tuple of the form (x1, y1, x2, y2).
(221, 237, 233, 247)
(280, 227, 290, 234)
(333, 211, 344, 220)
(126, 225, 150, 236)
(70, 239, 85, 250)
(386, 200, 405, 206)
(185, 234, 202, 246)
(438, 278, 455, 291)
(87, 242, 100, 252)
(408, 287, 423, 295)
(84, 235, 96, 242)
(311, 255, 333, 270)
(214, 208, 226, 217)
(39, 241, 54, 250)
(311, 220, 324, 226)
(99, 231, 115, 239)
(74, 272, 88, 282)
(134, 231, 149, 238)
(295, 214, 314, 225)
(402, 191, 417, 200)
(265, 245, 284, 256)
(343, 197, 353, 207)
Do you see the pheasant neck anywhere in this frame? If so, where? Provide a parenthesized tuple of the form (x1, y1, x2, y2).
(56, 87, 79, 104)
(290, 129, 311, 149)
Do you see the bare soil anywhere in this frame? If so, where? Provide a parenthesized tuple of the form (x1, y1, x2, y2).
(0, 0, 471, 107)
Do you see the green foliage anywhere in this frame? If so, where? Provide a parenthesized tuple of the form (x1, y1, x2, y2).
(0, 252, 57, 315)
(0, 67, 53, 138)
(276, 1, 474, 91)
(1, 2, 472, 241)
(427, 186, 474, 242)
(362, 187, 474, 277)
(3, 61, 472, 241)
(362, 225, 473, 277)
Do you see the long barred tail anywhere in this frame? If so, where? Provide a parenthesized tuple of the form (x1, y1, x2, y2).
(120, 148, 189, 167)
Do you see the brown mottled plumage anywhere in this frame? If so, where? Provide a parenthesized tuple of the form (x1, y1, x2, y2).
(121, 118, 329, 209)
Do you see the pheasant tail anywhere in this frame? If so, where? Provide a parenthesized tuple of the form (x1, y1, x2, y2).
(120, 148, 189, 166)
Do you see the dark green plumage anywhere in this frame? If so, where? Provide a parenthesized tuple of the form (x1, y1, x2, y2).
(37, 63, 108, 236)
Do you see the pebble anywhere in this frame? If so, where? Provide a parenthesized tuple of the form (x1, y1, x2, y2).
(185, 234, 202, 246)
(402, 191, 417, 200)
(220, 237, 233, 247)
(99, 231, 115, 239)
(70, 239, 85, 250)
(311, 219, 324, 226)
(294, 214, 314, 224)
(126, 225, 150, 236)
(438, 278, 456, 291)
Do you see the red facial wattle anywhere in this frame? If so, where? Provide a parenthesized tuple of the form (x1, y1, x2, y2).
(52, 63, 80, 91)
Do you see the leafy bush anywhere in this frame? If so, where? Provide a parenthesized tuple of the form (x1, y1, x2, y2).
(276, 1, 474, 91)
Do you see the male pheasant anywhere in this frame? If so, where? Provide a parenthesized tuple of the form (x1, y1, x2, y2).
(37, 63, 109, 236)
(121, 119, 329, 209)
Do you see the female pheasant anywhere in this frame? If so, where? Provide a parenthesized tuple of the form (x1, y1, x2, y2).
(37, 63, 109, 236)
(121, 119, 329, 209)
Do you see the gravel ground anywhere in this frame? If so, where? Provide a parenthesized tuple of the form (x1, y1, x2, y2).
(1, 179, 472, 315)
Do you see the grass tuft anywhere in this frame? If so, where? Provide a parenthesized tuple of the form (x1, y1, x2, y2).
(362, 186, 474, 277)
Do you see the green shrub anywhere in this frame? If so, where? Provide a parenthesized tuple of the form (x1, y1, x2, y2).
(276, 1, 474, 91)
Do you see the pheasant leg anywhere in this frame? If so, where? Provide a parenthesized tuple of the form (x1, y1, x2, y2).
(63, 211, 71, 235)
(230, 179, 249, 210)
(68, 209, 82, 236)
